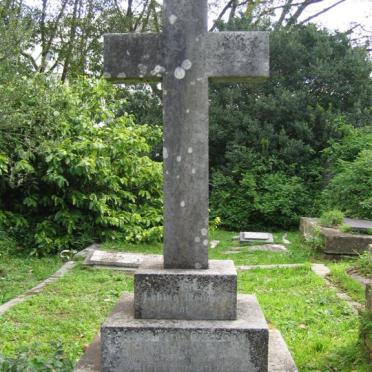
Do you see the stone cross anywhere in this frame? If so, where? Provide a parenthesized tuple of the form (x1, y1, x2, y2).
(104, 0, 269, 270)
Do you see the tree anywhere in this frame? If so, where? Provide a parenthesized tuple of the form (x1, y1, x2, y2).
(208, 20, 371, 229)
(0, 77, 163, 255)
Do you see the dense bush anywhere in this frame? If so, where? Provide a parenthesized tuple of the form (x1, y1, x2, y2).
(207, 23, 371, 229)
(0, 77, 163, 255)
(321, 123, 372, 219)
(319, 210, 344, 227)
(322, 149, 372, 219)
(210, 171, 310, 230)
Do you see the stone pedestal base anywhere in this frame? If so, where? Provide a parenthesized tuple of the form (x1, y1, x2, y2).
(101, 293, 268, 372)
(134, 258, 237, 320)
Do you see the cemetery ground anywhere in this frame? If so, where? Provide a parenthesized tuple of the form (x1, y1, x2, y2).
(0, 230, 371, 371)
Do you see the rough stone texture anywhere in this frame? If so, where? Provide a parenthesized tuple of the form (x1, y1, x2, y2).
(74, 243, 101, 259)
(248, 244, 287, 252)
(268, 330, 298, 372)
(104, 33, 164, 82)
(347, 269, 372, 287)
(104, 0, 269, 270)
(205, 32, 269, 82)
(367, 284, 372, 312)
(240, 232, 274, 243)
(300, 217, 372, 255)
(134, 258, 237, 320)
(83, 250, 160, 269)
(311, 263, 331, 278)
(0, 261, 75, 316)
(76, 317, 296, 372)
(100, 293, 268, 372)
(344, 218, 372, 234)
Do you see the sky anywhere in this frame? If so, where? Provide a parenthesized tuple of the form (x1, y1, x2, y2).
(298, 0, 371, 33)
(24, 0, 371, 35)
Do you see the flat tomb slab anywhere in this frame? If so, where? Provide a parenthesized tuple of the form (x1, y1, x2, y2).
(134, 258, 237, 320)
(344, 218, 372, 233)
(83, 250, 160, 268)
(240, 232, 274, 243)
(100, 293, 268, 372)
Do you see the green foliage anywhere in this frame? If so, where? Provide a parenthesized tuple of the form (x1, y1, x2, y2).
(207, 22, 371, 230)
(0, 77, 163, 255)
(0, 342, 73, 372)
(319, 210, 344, 227)
(211, 171, 310, 230)
(354, 252, 372, 278)
(339, 224, 352, 234)
(322, 149, 372, 219)
(304, 225, 325, 252)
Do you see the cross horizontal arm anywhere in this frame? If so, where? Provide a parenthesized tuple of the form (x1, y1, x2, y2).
(205, 31, 269, 83)
(104, 33, 164, 82)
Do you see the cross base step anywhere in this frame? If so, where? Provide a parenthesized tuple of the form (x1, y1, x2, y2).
(134, 258, 237, 320)
(75, 293, 297, 372)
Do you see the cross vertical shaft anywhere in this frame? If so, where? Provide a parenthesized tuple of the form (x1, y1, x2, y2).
(163, 0, 209, 269)
(103, 0, 269, 271)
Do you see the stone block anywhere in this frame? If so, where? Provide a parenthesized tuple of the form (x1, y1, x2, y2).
(100, 293, 268, 372)
(134, 258, 237, 320)
(300, 217, 372, 255)
(367, 284, 372, 312)
(83, 250, 160, 269)
(240, 232, 274, 243)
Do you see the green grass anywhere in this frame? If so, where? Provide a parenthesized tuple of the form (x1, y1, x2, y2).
(238, 267, 369, 371)
(102, 229, 313, 266)
(0, 253, 62, 305)
(328, 261, 366, 304)
(0, 230, 370, 370)
(0, 265, 133, 362)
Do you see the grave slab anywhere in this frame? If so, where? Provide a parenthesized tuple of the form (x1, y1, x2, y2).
(83, 250, 160, 268)
(134, 258, 237, 320)
(248, 244, 287, 252)
(300, 217, 372, 255)
(240, 232, 274, 243)
(101, 293, 268, 372)
(344, 218, 372, 234)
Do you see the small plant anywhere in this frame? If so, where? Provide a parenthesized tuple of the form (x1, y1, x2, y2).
(339, 224, 352, 233)
(0, 342, 73, 371)
(304, 225, 325, 252)
(320, 210, 344, 227)
(59, 249, 78, 261)
(209, 216, 222, 232)
(359, 310, 372, 361)
(354, 251, 372, 278)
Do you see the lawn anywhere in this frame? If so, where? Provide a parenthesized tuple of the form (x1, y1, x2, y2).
(0, 253, 62, 305)
(0, 230, 370, 371)
(103, 229, 313, 266)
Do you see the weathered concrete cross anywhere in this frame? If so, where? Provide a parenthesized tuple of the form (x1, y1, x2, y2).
(104, 0, 269, 270)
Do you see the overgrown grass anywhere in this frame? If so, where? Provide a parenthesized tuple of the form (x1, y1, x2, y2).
(328, 261, 366, 303)
(0, 253, 62, 305)
(239, 267, 369, 371)
(0, 265, 133, 362)
(102, 229, 313, 266)
(0, 230, 370, 370)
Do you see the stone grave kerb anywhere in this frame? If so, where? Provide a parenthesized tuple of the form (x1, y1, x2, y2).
(104, 0, 269, 270)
